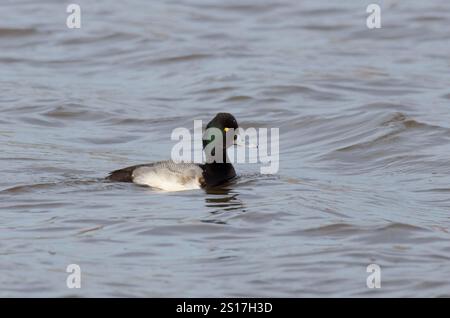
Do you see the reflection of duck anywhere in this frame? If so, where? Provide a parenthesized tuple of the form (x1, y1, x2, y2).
(107, 113, 239, 191)
(202, 188, 246, 224)
(206, 189, 240, 208)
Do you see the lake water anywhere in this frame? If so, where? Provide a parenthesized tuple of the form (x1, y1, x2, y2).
(1, 0, 450, 297)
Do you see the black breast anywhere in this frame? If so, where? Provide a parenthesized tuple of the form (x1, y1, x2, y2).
(200, 163, 236, 187)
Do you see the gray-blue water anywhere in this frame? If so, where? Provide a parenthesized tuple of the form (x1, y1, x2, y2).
(1, 0, 450, 297)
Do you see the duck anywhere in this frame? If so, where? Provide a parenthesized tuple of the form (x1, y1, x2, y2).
(107, 113, 239, 191)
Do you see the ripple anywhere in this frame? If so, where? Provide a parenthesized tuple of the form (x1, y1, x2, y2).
(222, 95, 253, 102)
(0, 27, 38, 37)
(2, 0, 450, 298)
(151, 53, 214, 65)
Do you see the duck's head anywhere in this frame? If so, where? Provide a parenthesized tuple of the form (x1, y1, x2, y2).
(202, 113, 239, 151)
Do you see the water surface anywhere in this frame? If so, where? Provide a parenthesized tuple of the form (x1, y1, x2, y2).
(1, 0, 450, 297)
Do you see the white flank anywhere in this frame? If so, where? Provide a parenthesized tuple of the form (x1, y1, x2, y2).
(131, 161, 203, 192)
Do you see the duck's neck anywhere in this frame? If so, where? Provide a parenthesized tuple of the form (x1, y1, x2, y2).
(204, 146, 229, 164)
(202, 162, 236, 186)
(202, 147, 236, 186)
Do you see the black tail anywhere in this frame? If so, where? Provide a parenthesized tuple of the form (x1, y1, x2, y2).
(107, 164, 150, 182)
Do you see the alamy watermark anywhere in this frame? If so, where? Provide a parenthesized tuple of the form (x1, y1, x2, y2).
(366, 264, 381, 289)
(171, 120, 279, 174)
(366, 4, 381, 29)
(66, 4, 382, 30)
(66, 4, 81, 29)
(66, 264, 81, 289)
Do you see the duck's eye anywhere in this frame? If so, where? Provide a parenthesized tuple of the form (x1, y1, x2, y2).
(234, 134, 238, 141)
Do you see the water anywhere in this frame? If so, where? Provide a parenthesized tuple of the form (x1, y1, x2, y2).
(1, 0, 450, 297)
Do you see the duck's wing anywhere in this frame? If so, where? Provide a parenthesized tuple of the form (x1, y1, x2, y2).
(143, 161, 203, 176)
(107, 161, 206, 188)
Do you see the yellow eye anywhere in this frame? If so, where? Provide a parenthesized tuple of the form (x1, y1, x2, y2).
(224, 127, 229, 132)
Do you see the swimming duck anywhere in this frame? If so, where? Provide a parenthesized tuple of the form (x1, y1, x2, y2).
(107, 113, 239, 191)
